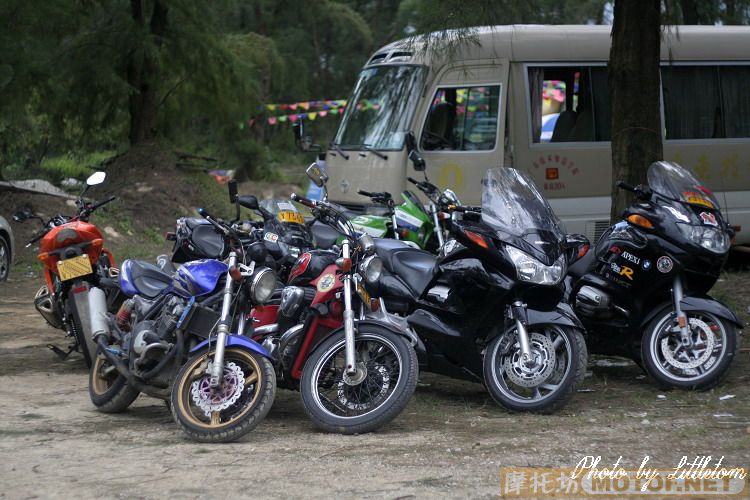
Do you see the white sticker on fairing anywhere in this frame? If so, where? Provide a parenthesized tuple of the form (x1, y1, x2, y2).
(277, 201, 296, 212)
(264, 232, 279, 242)
(395, 208, 424, 231)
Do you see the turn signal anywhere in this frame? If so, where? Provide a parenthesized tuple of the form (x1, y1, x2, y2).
(627, 214, 654, 229)
(578, 244, 590, 259)
(229, 266, 242, 281)
(464, 230, 489, 249)
(336, 257, 353, 272)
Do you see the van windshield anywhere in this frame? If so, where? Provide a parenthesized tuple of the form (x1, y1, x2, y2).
(333, 65, 425, 151)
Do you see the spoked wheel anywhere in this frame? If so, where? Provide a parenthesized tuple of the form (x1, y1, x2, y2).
(300, 327, 418, 434)
(0, 235, 10, 281)
(483, 325, 587, 413)
(171, 347, 276, 443)
(89, 354, 140, 413)
(642, 310, 737, 390)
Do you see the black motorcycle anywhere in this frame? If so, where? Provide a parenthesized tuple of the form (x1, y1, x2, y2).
(568, 161, 740, 390)
(367, 164, 590, 413)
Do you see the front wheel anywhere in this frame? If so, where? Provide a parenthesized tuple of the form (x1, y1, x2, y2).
(89, 354, 140, 413)
(300, 327, 418, 434)
(483, 325, 587, 414)
(171, 347, 276, 443)
(642, 310, 737, 390)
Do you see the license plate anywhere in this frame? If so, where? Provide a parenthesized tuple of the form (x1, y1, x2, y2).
(277, 210, 304, 225)
(57, 254, 93, 281)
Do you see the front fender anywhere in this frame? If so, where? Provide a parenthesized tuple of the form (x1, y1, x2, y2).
(527, 302, 584, 330)
(641, 295, 743, 329)
(190, 334, 272, 360)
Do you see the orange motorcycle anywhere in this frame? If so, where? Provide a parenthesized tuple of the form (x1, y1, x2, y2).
(14, 172, 119, 366)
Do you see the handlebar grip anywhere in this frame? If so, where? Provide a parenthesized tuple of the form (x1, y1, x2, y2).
(197, 207, 211, 218)
(616, 181, 636, 192)
(91, 195, 116, 211)
(27, 228, 48, 246)
(407, 177, 418, 185)
(291, 193, 316, 208)
(357, 189, 374, 197)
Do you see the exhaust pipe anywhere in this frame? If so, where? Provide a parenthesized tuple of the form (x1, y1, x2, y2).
(88, 286, 110, 342)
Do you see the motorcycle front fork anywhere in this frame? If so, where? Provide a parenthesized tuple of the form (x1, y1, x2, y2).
(341, 240, 357, 375)
(671, 275, 692, 346)
(209, 251, 237, 388)
(509, 301, 533, 362)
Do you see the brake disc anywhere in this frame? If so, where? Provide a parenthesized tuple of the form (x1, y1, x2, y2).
(660, 317, 715, 370)
(502, 332, 556, 388)
(190, 361, 246, 416)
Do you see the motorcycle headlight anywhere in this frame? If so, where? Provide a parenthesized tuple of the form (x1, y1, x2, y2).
(506, 245, 565, 285)
(676, 223, 730, 254)
(359, 255, 383, 284)
(250, 267, 276, 304)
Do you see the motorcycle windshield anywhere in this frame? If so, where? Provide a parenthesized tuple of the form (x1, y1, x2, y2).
(647, 161, 721, 210)
(260, 199, 313, 248)
(481, 168, 565, 263)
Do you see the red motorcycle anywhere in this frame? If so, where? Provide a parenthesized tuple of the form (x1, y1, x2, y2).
(250, 165, 418, 434)
(13, 172, 119, 367)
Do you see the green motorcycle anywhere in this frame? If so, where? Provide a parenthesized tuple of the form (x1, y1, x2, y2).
(349, 189, 433, 248)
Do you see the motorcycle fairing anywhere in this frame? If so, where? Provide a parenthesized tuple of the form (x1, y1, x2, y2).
(171, 259, 228, 298)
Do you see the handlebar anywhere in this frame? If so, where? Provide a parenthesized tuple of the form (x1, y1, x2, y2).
(290, 193, 316, 209)
(616, 181, 636, 193)
(197, 207, 231, 236)
(89, 195, 116, 212)
(26, 228, 49, 247)
(616, 180, 652, 201)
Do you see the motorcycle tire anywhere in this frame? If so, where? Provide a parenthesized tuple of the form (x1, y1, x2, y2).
(171, 347, 276, 443)
(483, 325, 587, 414)
(642, 309, 737, 390)
(300, 326, 418, 434)
(89, 354, 140, 413)
(0, 234, 10, 281)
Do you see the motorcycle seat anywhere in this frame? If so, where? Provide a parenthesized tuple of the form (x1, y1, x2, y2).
(310, 220, 341, 249)
(568, 249, 595, 278)
(122, 259, 173, 299)
(373, 238, 437, 296)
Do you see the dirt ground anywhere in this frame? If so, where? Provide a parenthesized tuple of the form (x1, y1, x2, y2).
(1, 273, 748, 499)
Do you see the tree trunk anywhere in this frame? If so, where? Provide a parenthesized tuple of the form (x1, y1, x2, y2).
(608, 0, 663, 222)
(127, 0, 169, 146)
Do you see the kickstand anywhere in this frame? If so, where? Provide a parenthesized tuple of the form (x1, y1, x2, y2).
(47, 343, 75, 360)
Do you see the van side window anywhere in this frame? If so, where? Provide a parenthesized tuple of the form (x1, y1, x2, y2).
(527, 66, 611, 143)
(662, 65, 750, 139)
(421, 86, 500, 151)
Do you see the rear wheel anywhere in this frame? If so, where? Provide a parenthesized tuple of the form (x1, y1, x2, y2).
(0, 235, 10, 281)
(483, 325, 587, 414)
(171, 347, 276, 443)
(642, 310, 737, 390)
(300, 327, 418, 434)
(89, 354, 140, 413)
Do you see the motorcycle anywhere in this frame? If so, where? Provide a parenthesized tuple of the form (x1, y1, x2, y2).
(567, 161, 740, 390)
(248, 164, 419, 434)
(350, 189, 435, 248)
(13, 171, 119, 367)
(366, 161, 590, 413)
(89, 209, 278, 442)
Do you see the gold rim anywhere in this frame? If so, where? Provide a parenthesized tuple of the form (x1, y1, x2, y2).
(91, 356, 117, 396)
(175, 349, 263, 429)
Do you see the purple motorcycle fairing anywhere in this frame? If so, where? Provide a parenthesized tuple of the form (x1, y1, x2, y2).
(171, 259, 229, 298)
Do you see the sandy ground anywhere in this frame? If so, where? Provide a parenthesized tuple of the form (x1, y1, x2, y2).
(1, 274, 749, 499)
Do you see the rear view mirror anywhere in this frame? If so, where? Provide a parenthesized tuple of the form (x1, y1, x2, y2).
(86, 171, 106, 186)
(306, 163, 327, 188)
(13, 208, 34, 222)
(228, 180, 238, 203)
(405, 131, 425, 172)
(564, 233, 591, 264)
(237, 195, 259, 210)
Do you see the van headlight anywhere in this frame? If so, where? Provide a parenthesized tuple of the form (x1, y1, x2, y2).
(676, 223, 730, 253)
(250, 267, 276, 304)
(359, 255, 383, 284)
(506, 245, 565, 285)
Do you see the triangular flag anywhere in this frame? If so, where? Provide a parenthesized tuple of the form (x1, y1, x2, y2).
(319, 110, 328, 117)
(268, 116, 277, 125)
(289, 114, 298, 122)
(300, 102, 310, 110)
(266, 104, 276, 112)
(290, 103, 298, 110)
(308, 112, 317, 120)
(278, 115, 287, 122)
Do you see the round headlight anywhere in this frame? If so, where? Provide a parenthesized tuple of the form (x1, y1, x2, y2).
(360, 255, 383, 284)
(250, 267, 276, 304)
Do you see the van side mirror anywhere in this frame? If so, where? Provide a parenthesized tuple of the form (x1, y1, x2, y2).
(405, 131, 426, 172)
(237, 195, 259, 211)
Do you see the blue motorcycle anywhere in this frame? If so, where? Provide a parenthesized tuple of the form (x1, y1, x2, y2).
(88, 209, 278, 443)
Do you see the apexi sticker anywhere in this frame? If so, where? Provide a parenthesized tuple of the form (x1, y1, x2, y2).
(264, 232, 279, 243)
(610, 262, 634, 280)
(621, 251, 640, 265)
(700, 212, 718, 226)
(682, 191, 715, 209)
